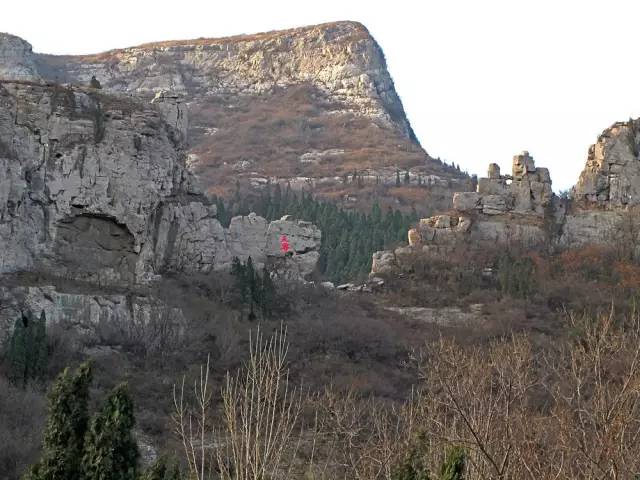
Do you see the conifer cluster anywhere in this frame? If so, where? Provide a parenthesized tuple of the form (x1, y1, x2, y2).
(6, 311, 47, 387)
(25, 363, 180, 480)
(230, 257, 277, 319)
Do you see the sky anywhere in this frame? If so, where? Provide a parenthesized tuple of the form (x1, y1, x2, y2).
(2, 0, 640, 190)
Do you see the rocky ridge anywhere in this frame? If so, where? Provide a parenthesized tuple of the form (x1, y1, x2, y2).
(372, 120, 640, 275)
(0, 24, 470, 212)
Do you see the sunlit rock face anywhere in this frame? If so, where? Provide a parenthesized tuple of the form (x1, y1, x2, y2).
(372, 123, 640, 275)
(573, 118, 640, 208)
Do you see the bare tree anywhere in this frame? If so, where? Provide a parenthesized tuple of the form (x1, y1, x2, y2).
(216, 325, 305, 480)
(172, 355, 216, 480)
(548, 309, 640, 479)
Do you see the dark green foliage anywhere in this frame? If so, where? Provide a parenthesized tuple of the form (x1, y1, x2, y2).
(497, 254, 536, 299)
(141, 457, 182, 480)
(392, 438, 465, 480)
(392, 438, 430, 480)
(82, 384, 139, 480)
(439, 447, 465, 480)
(6, 311, 47, 387)
(230, 257, 278, 319)
(25, 362, 92, 480)
(220, 188, 417, 283)
(89, 76, 102, 89)
(260, 264, 277, 318)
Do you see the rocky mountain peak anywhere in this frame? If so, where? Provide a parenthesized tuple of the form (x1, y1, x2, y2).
(0, 22, 469, 211)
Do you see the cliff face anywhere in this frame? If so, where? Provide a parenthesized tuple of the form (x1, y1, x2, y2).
(0, 81, 320, 342)
(372, 119, 640, 275)
(573, 118, 640, 208)
(0, 34, 40, 81)
(0, 22, 469, 211)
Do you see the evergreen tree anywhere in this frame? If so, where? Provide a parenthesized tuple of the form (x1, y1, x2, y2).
(439, 447, 465, 480)
(25, 362, 93, 480)
(246, 256, 257, 303)
(7, 311, 47, 387)
(404, 170, 411, 185)
(89, 76, 102, 89)
(141, 456, 182, 480)
(82, 384, 139, 480)
(396, 169, 401, 187)
(391, 439, 430, 480)
(231, 257, 248, 304)
(260, 265, 276, 319)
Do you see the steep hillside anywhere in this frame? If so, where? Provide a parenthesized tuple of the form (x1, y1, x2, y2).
(0, 23, 470, 212)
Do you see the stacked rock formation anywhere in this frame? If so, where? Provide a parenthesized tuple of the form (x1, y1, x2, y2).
(372, 124, 640, 275)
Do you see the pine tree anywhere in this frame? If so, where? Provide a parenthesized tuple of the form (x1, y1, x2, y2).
(7, 316, 27, 386)
(25, 362, 92, 480)
(439, 447, 465, 480)
(82, 384, 139, 480)
(396, 169, 401, 187)
(7, 311, 47, 387)
(231, 257, 248, 304)
(260, 264, 276, 319)
(404, 170, 411, 185)
(89, 76, 102, 89)
(141, 456, 182, 480)
(391, 441, 430, 480)
(246, 257, 257, 303)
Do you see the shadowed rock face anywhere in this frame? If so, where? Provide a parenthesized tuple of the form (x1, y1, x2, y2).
(0, 22, 470, 211)
(53, 215, 137, 284)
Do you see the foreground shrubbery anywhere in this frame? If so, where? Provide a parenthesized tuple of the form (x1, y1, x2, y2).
(168, 310, 640, 480)
(19, 307, 640, 480)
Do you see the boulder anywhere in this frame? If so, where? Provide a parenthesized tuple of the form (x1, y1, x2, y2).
(371, 250, 397, 275)
(453, 192, 481, 211)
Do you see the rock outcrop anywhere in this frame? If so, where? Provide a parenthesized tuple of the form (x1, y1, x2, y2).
(0, 23, 470, 212)
(0, 81, 320, 344)
(0, 33, 40, 82)
(372, 122, 640, 275)
(573, 118, 640, 208)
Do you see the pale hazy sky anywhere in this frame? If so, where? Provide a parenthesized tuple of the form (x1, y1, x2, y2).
(2, 0, 639, 190)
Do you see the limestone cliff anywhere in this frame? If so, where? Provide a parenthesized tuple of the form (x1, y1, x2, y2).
(0, 81, 320, 343)
(0, 22, 470, 211)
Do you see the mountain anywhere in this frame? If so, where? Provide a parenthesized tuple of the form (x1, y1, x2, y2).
(0, 22, 470, 213)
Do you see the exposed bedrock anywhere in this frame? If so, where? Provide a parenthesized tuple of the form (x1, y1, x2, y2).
(0, 81, 320, 344)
